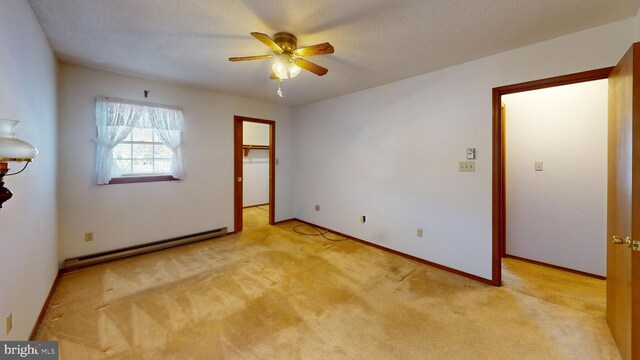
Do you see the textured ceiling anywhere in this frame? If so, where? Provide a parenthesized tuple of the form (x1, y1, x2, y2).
(29, 0, 638, 107)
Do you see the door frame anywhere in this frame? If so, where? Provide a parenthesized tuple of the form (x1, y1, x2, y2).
(234, 115, 276, 232)
(491, 67, 614, 286)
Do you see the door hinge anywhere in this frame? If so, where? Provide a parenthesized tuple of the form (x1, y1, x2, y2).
(633, 240, 640, 252)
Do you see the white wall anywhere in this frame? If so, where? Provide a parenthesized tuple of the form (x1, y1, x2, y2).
(243, 150, 270, 207)
(243, 122, 270, 207)
(293, 19, 634, 280)
(503, 80, 607, 276)
(243, 122, 269, 146)
(57, 64, 293, 262)
(634, 7, 640, 41)
(0, 0, 58, 340)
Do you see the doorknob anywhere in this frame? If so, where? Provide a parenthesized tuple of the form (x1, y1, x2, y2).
(611, 236, 632, 248)
(237, 177, 242, 182)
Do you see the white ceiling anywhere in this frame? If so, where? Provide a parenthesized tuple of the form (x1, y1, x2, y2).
(28, 0, 638, 107)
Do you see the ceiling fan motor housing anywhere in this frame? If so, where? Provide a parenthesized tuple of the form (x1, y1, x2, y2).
(274, 32, 297, 53)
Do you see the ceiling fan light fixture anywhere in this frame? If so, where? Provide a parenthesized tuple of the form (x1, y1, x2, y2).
(272, 54, 301, 80)
(271, 54, 289, 79)
(272, 63, 288, 80)
(288, 62, 301, 78)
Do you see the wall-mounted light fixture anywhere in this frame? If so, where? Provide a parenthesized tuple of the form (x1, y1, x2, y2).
(0, 119, 38, 208)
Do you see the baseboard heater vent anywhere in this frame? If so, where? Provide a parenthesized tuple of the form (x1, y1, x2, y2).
(63, 227, 228, 271)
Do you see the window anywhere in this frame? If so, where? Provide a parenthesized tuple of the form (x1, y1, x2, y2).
(113, 128, 172, 176)
(94, 96, 185, 185)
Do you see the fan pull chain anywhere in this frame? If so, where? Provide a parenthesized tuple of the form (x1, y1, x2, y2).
(277, 80, 284, 98)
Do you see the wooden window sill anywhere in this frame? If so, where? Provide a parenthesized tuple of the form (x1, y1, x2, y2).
(108, 175, 179, 185)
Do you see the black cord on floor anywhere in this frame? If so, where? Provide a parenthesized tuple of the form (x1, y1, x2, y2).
(292, 224, 347, 242)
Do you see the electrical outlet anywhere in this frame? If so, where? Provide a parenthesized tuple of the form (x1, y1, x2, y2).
(360, 215, 366, 224)
(6, 313, 12, 335)
(535, 161, 543, 171)
(315, 205, 320, 211)
(459, 161, 475, 172)
(85, 232, 94, 242)
(417, 228, 424, 237)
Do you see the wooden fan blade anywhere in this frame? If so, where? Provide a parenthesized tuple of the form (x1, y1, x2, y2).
(294, 58, 328, 76)
(229, 54, 273, 62)
(251, 32, 283, 54)
(293, 42, 334, 57)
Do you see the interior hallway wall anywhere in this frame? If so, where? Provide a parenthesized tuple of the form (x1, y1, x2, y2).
(293, 19, 633, 280)
(634, 6, 640, 40)
(0, 0, 58, 340)
(243, 122, 270, 207)
(57, 64, 294, 262)
(503, 80, 608, 276)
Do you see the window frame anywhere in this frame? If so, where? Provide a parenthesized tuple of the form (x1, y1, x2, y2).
(108, 127, 178, 185)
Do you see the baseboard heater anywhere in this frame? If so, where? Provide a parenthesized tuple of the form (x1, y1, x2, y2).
(63, 227, 228, 271)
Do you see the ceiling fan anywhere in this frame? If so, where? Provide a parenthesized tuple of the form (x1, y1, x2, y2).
(229, 32, 334, 81)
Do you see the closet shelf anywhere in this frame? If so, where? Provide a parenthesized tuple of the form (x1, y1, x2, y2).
(243, 144, 269, 156)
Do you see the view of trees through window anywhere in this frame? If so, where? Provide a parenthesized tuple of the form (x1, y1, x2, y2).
(113, 128, 171, 175)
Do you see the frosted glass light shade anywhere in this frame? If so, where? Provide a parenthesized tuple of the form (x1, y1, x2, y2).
(0, 119, 38, 162)
(272, 54, 302, 80)
(272, 54, 289, 80)
(288, 63, 301, 78)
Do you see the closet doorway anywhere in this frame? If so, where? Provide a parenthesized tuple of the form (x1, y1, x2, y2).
(233, 116, 275, 232)
(491, 67, 613, 285)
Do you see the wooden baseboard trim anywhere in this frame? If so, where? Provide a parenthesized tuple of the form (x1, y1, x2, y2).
(29, 271, 61, 340)
(505, 254, 606, 280)
(272, 218, 295, 225)
(293, 218, 494, 286)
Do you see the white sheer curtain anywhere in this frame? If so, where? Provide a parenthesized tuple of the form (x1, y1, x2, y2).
(147, 106, 185, 179)
(95, 98, 139, 184)
(94, 96, 185, 184)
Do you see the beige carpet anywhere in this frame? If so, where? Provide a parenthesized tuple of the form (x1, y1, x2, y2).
(35, 207, 620, 359)
(502, 257, 606, 317)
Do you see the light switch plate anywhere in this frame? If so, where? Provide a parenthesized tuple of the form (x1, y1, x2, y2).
(459, 161, 475, 172)
(535, 162, 543, 171)
(417, 228, 424, 237)
(85, 232, 94, 242)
